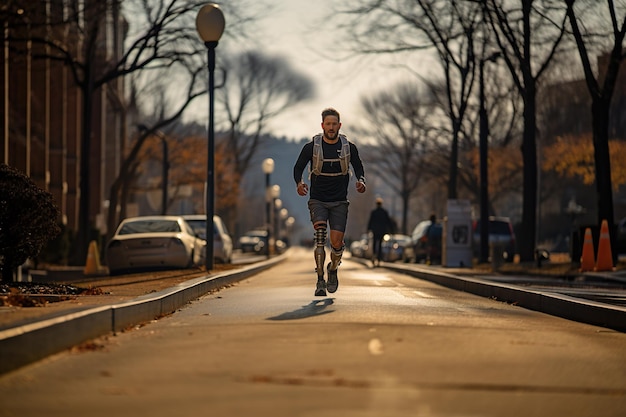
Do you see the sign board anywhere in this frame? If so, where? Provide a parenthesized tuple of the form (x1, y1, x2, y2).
(442, 199, 473, 267)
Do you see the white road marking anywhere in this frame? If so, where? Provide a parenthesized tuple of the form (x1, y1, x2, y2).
(413, 290, 434, 298)
(368, 338, 384, 355)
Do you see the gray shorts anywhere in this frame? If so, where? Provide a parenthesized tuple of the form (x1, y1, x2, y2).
(308, 199, 349, 232)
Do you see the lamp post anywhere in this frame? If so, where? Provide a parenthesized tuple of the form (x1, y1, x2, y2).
(271, 185, 281, 255)
(279, 207, 288, 247)
(159, 136, 169, 215)
(285, 216, 295, 245)
(274, 197, 282, 253)
(196, 3, 225, 271)
(478, 52, 500, 263)
(262, 158, 275, 258)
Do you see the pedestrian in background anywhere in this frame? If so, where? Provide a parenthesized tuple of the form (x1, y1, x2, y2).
(425, 213, 440, 264)
(367, 197, 394, 267)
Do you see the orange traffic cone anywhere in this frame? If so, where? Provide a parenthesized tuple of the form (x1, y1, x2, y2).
(579, 227, 595, 272)
(84, 240, 106, 276)
(595, 219, 614, 272)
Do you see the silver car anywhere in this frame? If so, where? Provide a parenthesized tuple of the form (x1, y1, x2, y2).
(238, 229, 269, 254)
(381, 234, 412, 262)
(106, 216, 205, 275)
(181, 214, 233, 264)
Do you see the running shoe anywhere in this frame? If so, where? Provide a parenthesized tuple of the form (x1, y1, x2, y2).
(326, 263, 338, 293)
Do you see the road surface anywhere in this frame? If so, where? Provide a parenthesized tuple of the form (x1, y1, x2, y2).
(0, 247, 624, 417)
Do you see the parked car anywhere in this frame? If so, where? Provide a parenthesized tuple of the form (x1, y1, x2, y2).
(472, 216, 516, 262)
(181, 214, 233, 264)
(238, 229, 269, 254)
(381, 234, 412, 262)
(349, 233, 372, 259)
(404, 219, 442, 264)
(106, 216, 205, 275)
(349, 237, 365, 258)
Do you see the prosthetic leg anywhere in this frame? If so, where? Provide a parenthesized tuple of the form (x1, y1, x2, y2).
(314, 225, 327, 296)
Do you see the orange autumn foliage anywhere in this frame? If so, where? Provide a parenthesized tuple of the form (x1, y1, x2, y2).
(468, 145, 523, 197)
(542, 134, 626, 190)
(138, 134, 240, 214)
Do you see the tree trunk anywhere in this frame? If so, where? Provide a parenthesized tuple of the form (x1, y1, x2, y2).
(518, 83, 537, 263)
(401, 190, 410, 235)
(447, 119, 462, 199)
(591, 98, 615, 259)
(516, 0, 538, 263)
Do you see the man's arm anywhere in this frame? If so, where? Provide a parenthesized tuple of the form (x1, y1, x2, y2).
(350, 143, 366, 193)
(293, 142, 313, 184)
(294, 142, 313, 196)
(349, 143, 365, 183)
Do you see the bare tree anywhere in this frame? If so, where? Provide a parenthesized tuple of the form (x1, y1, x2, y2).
(565, 0, 626, 255)
(358, 82, 437, 234)
(336, 0, 483, 200)
(456, 60, 524, 214)
(218, 51, 315, 178)
(482, 0, 568, 261)
(105, 65, 206, 243)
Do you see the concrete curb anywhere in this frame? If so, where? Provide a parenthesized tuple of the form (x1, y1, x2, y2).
(0, 255, 287, 375)
(380, 261, 626, 333)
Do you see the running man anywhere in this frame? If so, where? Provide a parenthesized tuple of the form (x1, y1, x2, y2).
(293, 108, 367, 296)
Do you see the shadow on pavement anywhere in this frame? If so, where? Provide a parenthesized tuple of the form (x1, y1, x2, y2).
(266, 298, 335, 321)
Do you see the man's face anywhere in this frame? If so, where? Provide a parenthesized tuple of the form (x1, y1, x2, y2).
(322, 115, 341, 140)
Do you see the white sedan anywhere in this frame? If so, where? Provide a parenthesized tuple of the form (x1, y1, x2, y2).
(106, 216, 205, 275)
(181, 214, 233, 264)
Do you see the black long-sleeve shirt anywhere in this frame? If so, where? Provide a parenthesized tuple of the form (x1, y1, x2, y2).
(293, 137, 365, 202)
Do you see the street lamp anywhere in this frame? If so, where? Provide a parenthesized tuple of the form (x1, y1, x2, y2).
(271, 185, 281, 254)
(279, 207, 288, 246)
(479, 52, 500, 263)
(262, 158, 275, 257)
(274, 197, 282, 253)
(196, 3, 225, 271)
(285, 216, 295, 245)
(159, 136, 169, 215)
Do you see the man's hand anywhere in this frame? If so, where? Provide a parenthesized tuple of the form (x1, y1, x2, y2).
(297, 182, 309, 196)
(356, 180, 366, 194)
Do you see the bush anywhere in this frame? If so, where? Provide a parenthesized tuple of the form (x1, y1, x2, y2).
(0, 164, 61, 282)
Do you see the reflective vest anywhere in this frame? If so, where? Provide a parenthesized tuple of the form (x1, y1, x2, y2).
(310, 134, 350, 176)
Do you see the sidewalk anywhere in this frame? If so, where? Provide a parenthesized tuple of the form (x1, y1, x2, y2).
(0, 255, 287, 375)
(2, 251, 625, 376)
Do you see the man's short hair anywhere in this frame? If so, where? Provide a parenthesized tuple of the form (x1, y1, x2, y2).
(322, 107, 340, 123)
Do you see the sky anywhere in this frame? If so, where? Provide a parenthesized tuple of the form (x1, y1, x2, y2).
(200, 0, 419, 141)
(259, 1, 374, 139)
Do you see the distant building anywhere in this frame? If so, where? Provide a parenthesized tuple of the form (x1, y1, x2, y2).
(541, 53, 626, 144)
(1, 1, 127, 238)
